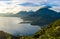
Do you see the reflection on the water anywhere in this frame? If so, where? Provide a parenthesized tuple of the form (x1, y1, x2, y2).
(0, 17, 40, 36)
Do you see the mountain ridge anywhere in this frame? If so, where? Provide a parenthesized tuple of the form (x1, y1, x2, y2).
(18, 6, 60, 26)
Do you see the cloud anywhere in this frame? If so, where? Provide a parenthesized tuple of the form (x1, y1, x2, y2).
(19, 2, 41, 6)
(47, 0, 60, 6)
(50, 6, 60, 12)
(0, 0, 46, 13)
(0, 1, 42, 14)
(46, 0, 60, 12)
(0, 0, 11, 1)
(15, 0, 60, 7)
(1, 0, 60, 7)
(0, 0, 60, 13)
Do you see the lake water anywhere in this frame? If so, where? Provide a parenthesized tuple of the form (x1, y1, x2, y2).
(0, 17, 40, 36)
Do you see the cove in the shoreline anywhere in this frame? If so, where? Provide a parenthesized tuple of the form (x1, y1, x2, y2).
(0, 17, 40, 36)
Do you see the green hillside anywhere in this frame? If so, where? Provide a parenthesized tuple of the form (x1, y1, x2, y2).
(32, 19, 60, 39)
(0, 31, 20, 39)
(19, 19, 60, 39)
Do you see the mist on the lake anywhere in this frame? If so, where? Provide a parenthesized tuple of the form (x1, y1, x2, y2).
(0, 17, 40, 36)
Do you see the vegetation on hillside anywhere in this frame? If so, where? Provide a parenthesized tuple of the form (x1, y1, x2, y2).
(18, 19, 60, 39)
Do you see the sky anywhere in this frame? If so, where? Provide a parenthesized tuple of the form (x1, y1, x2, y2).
(0, 0, 60, 14)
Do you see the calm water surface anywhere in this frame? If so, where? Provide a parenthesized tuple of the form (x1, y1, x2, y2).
(0, 17, 40, 36)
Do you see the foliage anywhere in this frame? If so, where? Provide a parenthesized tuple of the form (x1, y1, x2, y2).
(19, 19, 60, 39)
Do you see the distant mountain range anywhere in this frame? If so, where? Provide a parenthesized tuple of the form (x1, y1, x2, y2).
(0, 13, 15, 17)
(17, 6, 60, 26)
(16, 10, 34, 17)
(0, 6, 60, 26)
(30, 6, 60, 26)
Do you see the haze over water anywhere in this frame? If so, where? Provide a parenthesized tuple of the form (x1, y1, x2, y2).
(0, 17, 40, 36)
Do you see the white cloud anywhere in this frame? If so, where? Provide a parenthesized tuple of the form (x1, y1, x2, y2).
(0, 0, 45, 14)
(0, 0, 47, 14)
(0, 0, 10, 1)
(0, 0, 60, 13)
(50, 6, 60, 12)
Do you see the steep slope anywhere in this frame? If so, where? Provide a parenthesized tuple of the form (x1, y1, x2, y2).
(0, 31, 20, 39)
(23, 6, 60, 26)
(0, 31, 11, 39)
(32, 19, 60, 39)
(18, 19, 60, 39)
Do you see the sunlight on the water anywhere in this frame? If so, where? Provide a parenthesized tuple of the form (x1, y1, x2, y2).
(0, 17, 40, 36)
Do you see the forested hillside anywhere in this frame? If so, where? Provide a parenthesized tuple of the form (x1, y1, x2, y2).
(19, 19, 60, 39)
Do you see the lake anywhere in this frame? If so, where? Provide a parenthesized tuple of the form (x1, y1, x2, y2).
(0, 17, 40, 36)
